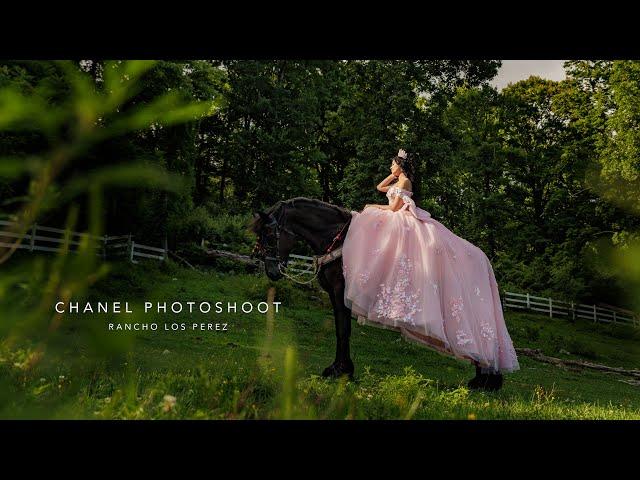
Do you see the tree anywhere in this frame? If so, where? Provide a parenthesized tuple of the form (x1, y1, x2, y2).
(444, 85, 508, 258)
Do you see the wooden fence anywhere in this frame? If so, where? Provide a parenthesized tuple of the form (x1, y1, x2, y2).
(502, 291, 638, 326)
(0, 220, 166, 263)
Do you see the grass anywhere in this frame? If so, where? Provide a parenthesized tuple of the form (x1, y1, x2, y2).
(1, 258, 639, 419)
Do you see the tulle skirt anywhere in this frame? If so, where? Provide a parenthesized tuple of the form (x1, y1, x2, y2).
(342, 206, 519, 373)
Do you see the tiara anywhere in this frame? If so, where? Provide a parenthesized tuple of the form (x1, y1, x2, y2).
(397, 149, 407, 159)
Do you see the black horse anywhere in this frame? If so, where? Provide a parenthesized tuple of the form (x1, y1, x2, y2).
(248, 197, 503, 390)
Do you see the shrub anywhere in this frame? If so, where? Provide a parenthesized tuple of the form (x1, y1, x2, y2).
(168, 208, 255, 252)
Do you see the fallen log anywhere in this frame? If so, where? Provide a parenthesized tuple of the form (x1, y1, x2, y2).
(516, 348, 640, 379)
(168, 250, 203, 273)
(204, 249, 261, 267)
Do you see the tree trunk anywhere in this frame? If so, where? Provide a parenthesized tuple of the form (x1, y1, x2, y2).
(219, 155, 227, 204)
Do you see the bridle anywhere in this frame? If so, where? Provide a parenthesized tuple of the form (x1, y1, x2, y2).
(251, 204, 351, 284)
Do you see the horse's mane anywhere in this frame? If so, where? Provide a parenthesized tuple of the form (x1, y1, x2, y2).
(247, 197, 351, 234)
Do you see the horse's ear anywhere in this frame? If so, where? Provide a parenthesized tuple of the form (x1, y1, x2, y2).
(249, 212, 262, 234)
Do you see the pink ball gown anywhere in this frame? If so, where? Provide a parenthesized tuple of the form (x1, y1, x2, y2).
(342, 185, 520, 373)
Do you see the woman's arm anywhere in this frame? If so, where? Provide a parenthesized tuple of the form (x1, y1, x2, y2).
(376, 173, 398, 193)
(365, 196, 404, 212)
(364, 178, 411, 212)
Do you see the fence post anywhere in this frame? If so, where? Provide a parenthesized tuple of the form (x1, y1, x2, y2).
(102, 236, 107, 260)
(162, 237, 168, 262)
(593, 304, 597, 323)
(571, 301, 575, 321)
(549, 297, 553, 318)
(526, 292, 530, 310)
(130, 241, 135, 262)
(30, 223, 36, 251)
(613, 311, 617, 324)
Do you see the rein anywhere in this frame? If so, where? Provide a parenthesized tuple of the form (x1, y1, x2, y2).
(251, 203, 352, 284)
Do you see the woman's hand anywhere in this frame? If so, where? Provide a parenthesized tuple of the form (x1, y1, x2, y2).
(363, 204, 379, 210)
(376, 173, 398, 192)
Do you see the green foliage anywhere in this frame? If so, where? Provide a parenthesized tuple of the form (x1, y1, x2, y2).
(2, 60, 640, 420)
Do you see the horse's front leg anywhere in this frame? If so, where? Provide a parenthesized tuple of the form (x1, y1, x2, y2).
(321, 280, 354, 380)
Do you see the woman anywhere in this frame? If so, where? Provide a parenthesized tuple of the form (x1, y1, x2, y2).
(341, 149, 519, 387)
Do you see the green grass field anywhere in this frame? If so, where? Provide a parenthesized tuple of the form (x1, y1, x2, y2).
(1, 259, 639, 419)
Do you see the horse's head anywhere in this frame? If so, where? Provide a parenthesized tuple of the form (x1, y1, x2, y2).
(248, 202, 298, 281)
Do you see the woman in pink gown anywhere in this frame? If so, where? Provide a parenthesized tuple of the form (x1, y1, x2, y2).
(342, 150, 520, 381)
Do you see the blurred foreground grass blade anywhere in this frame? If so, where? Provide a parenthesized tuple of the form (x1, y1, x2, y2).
(0, 87, 63, 133)
(54, 60, 102, 133)
(104, 91, 214, 139)
(102, 60, 157, 110)
(0, 157, 44, 180)
(281, 346, 298, 419)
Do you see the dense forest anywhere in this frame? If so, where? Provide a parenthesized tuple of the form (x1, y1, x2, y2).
(1, 60, 639, 309)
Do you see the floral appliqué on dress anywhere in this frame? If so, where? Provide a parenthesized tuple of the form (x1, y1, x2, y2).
(451, 296, 473, 346)
(374, 253, 422, 326)
(450, 296, 464, 323)
(456, 330, 473, 346)
(480, 322, 496, 340)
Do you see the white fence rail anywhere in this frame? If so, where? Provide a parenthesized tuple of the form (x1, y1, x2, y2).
(0, 220, 166, 263)
(286, 253, 316, 274)
(503, 291, 638, 327)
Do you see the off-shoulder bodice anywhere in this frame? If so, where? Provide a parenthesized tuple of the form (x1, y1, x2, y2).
(386, 186, 413, 202)
(385, 185, 432, 221)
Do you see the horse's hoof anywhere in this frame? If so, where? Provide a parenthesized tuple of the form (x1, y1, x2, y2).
(322, 362, 354, 380)
(467, 374, 485, 390)
(467, 373, 503, 391)
(321, 365, 335, 377)
(486, 373, 503, 391)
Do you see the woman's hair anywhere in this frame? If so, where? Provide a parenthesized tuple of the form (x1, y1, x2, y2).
(392, 152, 416, 185)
